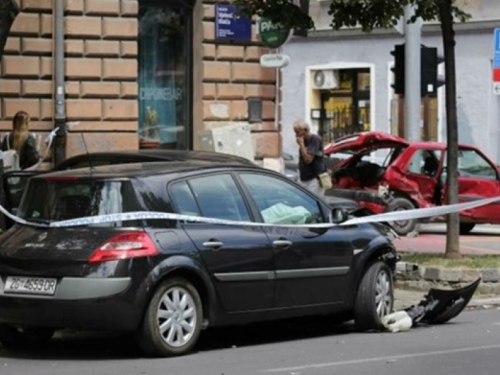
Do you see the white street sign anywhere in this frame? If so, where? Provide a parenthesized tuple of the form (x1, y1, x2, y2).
(259, 53, 290, 68)
(494, 82, 500, 95)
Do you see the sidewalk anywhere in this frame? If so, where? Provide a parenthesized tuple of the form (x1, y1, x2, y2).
(391, 225, 500, 302)
(393, 233, 500, 255)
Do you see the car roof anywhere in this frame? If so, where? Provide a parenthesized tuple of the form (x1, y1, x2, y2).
(34, 161, 261, 180)
(54, 149, 256, 170)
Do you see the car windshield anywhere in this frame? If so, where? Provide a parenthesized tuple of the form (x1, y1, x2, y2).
(17, 178, 142, 226)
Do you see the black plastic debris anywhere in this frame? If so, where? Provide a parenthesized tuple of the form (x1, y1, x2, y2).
(382, 278, 481, 332)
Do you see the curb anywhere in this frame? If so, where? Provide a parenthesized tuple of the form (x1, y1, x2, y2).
(395, 261, 500, 296)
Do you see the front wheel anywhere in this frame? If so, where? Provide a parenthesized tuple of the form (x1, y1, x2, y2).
(354, 261, 394, 331)
(0, 324, 55, 350)
(136, 278, 203, 357)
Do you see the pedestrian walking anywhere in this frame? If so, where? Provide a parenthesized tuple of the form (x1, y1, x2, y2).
(293, 119, 332, 197)
(1, 111, 40, 170)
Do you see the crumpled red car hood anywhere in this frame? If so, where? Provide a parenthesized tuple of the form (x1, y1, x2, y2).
(324, 132, 408, 155)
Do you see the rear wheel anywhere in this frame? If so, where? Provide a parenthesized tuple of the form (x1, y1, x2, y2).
(385, 197, 417, 236)
(0, 324, 54, 350)
(459, 223, 476, 235)
(354, 261, 394, 331)
(136, 278, 202, 357)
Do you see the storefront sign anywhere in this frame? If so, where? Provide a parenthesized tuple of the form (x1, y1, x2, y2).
(258, 17, 291, 49)
(260, 53, 290, 68)
(215, 4, 252, 41)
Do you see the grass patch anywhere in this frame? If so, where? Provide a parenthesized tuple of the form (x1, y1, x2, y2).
(399, 253, 500, 268)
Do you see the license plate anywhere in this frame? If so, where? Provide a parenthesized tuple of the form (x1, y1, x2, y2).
(4, 276, 57, 296)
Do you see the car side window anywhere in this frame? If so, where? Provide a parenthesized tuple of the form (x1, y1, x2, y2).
(239, 173, 323, 224)
(407, 149, 442, 177)
(187, 174, 251, 222)
(170, 181, 201, 217)
(457, 149, 497, 180)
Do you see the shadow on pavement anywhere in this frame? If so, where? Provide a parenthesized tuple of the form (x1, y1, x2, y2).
(0, 316, 357, 361)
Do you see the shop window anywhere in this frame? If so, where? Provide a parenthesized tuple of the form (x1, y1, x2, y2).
(138, 1, 192, 150)
(318, 68, 371, 144)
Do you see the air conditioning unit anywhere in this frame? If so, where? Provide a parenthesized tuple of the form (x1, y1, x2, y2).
(312, 70, 339, 89)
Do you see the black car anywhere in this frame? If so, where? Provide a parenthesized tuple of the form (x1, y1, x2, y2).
(1, 149, 256, 228)
(0, 161, 397, 357)
(1, 149, 357, 230)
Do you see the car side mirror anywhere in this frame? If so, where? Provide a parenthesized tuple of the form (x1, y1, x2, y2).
(330, 208, 349, 224)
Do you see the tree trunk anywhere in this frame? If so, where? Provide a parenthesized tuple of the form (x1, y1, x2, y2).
(439, 0, 461, 259)
(0, 0, 19, 61)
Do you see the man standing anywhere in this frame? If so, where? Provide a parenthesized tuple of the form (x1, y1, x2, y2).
(293, 119, 328, 197)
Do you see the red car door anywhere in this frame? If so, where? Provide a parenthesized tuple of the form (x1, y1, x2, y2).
(442, 147, 500, 223)
(399, 148, 444, 207)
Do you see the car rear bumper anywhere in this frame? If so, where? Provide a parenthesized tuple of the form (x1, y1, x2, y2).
(0, 276, 145, 331)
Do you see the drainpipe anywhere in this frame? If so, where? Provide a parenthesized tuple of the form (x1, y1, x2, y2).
(53, 0, 66, 165)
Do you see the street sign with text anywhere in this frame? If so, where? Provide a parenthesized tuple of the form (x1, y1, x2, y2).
(493, 28, 500, 82)
(215, 4, 252, 42)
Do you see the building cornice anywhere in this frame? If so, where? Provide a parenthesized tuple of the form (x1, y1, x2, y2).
(294, 19, 500, 42)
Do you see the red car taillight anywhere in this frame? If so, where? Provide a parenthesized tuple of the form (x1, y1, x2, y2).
(89, 231, 159, 263)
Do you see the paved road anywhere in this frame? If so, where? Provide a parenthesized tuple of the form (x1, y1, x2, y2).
(1, 308, 500, 375)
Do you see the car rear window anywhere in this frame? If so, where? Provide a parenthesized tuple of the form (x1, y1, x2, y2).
(17, 178, 142, 227)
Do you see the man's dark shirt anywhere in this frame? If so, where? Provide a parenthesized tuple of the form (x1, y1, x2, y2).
(298, 133, 326, 182)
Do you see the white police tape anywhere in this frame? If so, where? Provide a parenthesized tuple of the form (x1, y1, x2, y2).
(1, 194, 499, 231)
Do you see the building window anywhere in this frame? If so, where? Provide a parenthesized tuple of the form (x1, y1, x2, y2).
(316, 69, 371, 144)
(138, 0, 192, 150)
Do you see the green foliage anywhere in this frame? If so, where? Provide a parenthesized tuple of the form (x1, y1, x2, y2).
(234, 0, 471, 32)
(234, 0, 314, 30)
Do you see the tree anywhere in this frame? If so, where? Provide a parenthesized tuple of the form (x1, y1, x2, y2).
(0, 0, 19, 61)
(236, 0, 470, 259)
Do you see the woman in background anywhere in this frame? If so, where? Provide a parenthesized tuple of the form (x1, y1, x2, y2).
(1, 111, 40, 170)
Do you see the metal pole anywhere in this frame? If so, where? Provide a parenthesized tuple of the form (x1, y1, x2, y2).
(404, 4, 422, 141)
(54, 0, 66, 165)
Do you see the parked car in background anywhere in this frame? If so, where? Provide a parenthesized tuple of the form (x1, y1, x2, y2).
(324, 131, 500, 235)
(0, 160, 397, 357)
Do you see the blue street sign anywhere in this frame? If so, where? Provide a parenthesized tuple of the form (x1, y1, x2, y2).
(494, 28, 500, 68)
(215, 4, 252, 42)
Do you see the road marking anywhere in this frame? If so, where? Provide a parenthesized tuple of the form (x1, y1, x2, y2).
(262, 344, 500, 372)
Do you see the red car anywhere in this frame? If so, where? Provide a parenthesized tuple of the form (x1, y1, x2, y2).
(325, 132, 500, 235)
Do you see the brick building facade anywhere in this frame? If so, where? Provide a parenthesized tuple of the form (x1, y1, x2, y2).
(0, 0, 281, 164)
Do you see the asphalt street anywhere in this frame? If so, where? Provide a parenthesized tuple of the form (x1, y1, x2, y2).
(1, 308, 500, 375)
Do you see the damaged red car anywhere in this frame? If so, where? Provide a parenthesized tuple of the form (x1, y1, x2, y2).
(325, 132, 500, 236)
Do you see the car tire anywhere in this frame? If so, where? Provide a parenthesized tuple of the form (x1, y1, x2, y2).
(459, 223, 475, 235)
(136, 277, 203, 357)
(385, 197, 417, 236)
(0, 324, 54, 350)
(354, 261, 394, 332)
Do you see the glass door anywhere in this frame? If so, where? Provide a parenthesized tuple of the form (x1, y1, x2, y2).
(138, 0, 193, 150)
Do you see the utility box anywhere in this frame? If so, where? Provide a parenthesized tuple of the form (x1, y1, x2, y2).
(198, 124, 255, 162)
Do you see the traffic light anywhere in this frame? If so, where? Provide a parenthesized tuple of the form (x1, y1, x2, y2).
(390, 44, 445, 97)
(391, 44, 405, 95)
(421, 46, 445, 97)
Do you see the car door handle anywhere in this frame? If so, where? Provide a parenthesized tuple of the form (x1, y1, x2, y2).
(203, 241, 224, 250)
(272, 240, 293, 249)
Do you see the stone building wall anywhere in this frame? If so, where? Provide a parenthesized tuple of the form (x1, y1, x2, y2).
(1, 0, 281, 162)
